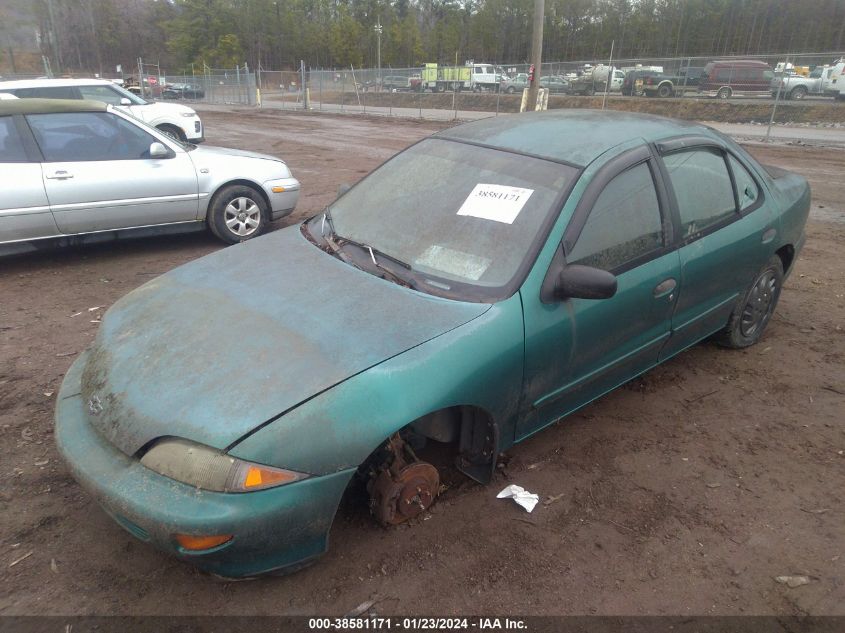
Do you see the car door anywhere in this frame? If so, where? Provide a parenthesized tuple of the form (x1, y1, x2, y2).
(518, 146, 680, 439)
(25, 110, 199, 234)
(0, 114, 60, 243)
(655, 138, 778, 359)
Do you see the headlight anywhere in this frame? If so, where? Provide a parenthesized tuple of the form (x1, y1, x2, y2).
(180, 112, 197, 118)
(139, 438, 308, 492)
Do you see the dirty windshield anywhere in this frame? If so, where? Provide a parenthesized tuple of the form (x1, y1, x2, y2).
(329, 138, 577, 298)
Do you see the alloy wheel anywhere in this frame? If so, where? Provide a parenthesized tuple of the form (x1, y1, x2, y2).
(740, 270, 777, 338)
(224, 197, 261, 237)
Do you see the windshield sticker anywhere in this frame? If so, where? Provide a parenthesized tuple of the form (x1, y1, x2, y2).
(415, 245, 491, 282)
(457, 184, 534, 224)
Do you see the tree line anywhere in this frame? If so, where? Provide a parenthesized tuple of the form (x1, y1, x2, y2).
(4, 0, 845, 75)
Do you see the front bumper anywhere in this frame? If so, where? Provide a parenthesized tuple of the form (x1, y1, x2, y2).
(54, 351, 353, 578)
(262, 177, 301, 221)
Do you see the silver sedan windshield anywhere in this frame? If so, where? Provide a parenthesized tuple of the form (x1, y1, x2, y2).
(330, 139, 576, 292)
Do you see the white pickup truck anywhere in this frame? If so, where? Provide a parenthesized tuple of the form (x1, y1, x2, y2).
(830, 60, 845, 101)
(771, 60, 844, 100)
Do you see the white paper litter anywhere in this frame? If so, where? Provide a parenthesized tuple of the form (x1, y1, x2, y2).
(457, 184, 533, 224)
(497, 484, 540, 513)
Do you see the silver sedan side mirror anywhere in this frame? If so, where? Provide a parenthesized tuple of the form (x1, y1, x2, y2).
(120, 97, 132, 106)
(149, 142, 170, 159)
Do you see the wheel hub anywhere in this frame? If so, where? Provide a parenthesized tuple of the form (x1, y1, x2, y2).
(370, 458, 440, 526)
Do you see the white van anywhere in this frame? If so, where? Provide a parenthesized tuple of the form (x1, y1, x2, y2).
(0, 78, 204, 142)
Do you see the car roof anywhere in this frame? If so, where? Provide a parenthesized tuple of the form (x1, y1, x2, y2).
(0, 77, 114, 89)
(435, 109, 705, 167)
(0, 98, 108, 117)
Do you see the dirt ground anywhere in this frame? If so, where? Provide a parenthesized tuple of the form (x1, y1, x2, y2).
(1, 108, 843, 617)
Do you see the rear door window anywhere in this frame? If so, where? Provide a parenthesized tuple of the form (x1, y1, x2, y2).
(26, 111, 158, 162)
(0, 116, 28, 162)
(663, 148, 737, 239)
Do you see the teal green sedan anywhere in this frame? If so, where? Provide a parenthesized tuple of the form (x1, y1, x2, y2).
(55, 110, 809, 578)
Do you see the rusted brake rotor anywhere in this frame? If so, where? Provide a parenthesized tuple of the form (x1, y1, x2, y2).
(371, 462, 440, 525)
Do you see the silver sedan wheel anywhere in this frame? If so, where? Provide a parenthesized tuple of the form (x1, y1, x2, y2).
(224, 197, 261, 237)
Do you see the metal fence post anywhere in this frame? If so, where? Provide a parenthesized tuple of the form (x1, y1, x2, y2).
(767, 55, 788, 142)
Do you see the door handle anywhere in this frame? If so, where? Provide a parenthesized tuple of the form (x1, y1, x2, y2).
(653, 278, 677, 298)
(46, 170, 74, 180)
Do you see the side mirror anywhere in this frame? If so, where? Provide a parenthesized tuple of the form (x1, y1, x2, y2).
(554, 264, 617, 300)
(337, 183, 352, 197)
(120, 97, 132, 106)
(149, 142, 170, 159)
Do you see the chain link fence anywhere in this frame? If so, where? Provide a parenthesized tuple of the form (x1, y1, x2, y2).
(3, 51, 843, 126)
(250, 51, 845, 127)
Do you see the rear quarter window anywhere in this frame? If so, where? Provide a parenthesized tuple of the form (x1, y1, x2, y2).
(0, 116, 28, 162)
(14, 86, 80, 99)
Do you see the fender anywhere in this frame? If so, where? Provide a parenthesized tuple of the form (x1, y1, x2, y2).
(227, 294, 526, 482)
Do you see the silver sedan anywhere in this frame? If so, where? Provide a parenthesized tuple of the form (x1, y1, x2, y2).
(0, 98, 300, 254)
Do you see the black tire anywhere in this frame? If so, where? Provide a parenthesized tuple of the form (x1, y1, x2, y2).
(717, 87, 732, 100)
(156, 124, 186, 142)
(506, 86, 516, 94)
(208, 184, 269, 245)
(658, 83, 673, 98)
(789, 86, 808, 100)
(717, 255, 784, 349)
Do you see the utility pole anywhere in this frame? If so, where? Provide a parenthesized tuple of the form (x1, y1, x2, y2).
(45, 0, 62, 73)
(375, 19, 383, 91)
(525, 0, 545, 110)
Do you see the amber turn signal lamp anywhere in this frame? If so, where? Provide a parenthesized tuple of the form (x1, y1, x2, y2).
(242, 465, 298, 489)
(174, 533, 233, 551)
(271, 186, 286, 193)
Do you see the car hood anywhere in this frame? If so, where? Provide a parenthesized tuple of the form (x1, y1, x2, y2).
(79, 227, 489, 457)
(125, 100, 196, 121)
(187, 144, 284, 164)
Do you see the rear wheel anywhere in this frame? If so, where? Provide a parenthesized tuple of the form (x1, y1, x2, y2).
(789, 86, 808, 100)
(208, 184, 268, 244)
(657, 83, 673, 98)
(717, 255, 783, 348)
(717, 87, 732, 99)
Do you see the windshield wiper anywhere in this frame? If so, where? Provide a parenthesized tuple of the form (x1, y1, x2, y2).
(316, 209, 416, 289)
(338, 237, 417, 289)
